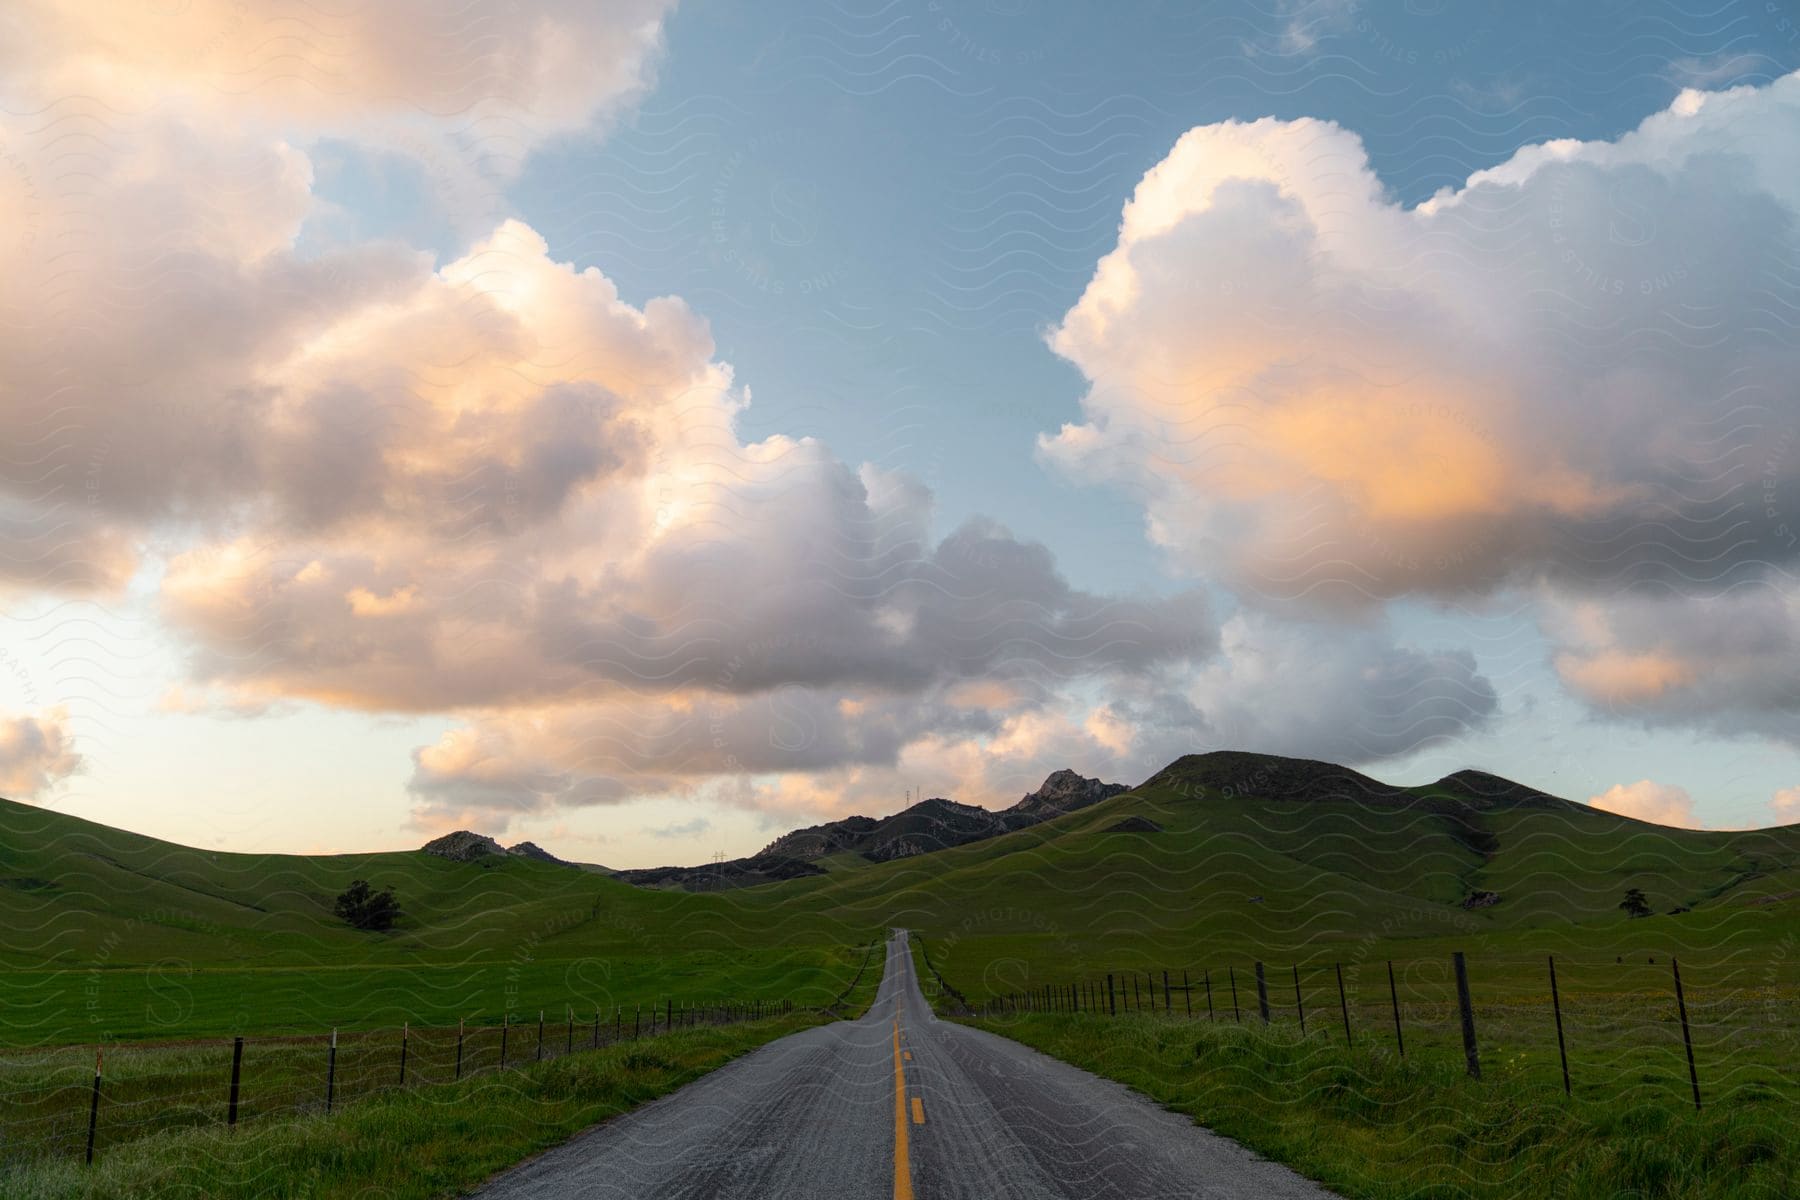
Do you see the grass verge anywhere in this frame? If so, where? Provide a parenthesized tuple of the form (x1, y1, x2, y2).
(1, 1010, 826, 1199)
(958, 1012, 1799, 1200)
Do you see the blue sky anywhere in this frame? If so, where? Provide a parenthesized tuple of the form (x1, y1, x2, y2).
(3, 0, 1799, 863)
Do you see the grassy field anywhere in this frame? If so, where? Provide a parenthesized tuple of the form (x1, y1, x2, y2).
(0, 1009, 833, 1200)
(5, 749, 1799, 1195)
(940, 1010, 1798, 1200)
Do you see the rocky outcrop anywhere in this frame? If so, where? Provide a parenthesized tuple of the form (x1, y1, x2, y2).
(420, 831, 505, 862)
(1007, 769, 1128, 822)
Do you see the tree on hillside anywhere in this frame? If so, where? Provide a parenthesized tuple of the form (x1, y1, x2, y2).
(1619, 887, 1652, 919)
(335, 879, 401, 931)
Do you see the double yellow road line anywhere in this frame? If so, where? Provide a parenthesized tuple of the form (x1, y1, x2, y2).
(892, 1016, 924, 1199)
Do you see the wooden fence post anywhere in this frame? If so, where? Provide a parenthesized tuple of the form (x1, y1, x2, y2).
(1254, 962, 1270, 1024)
(1453, 952, 1481, 1080)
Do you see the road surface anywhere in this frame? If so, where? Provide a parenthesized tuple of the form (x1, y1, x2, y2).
(475, 930, 1340, 1199)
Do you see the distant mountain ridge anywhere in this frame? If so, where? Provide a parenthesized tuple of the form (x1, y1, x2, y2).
(613, 768, 1128, 891)
(420, 831, 612, 873)
(413, 755, 1611, 892)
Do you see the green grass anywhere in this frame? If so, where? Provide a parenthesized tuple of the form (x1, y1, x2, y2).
(946, 1011, 1799, 1200)
(6, 749, 1800, 1196)
(0, 1010, 829, 1200)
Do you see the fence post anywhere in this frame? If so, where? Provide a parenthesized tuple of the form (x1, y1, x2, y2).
(593, 1007, 600, 1050)
(399, 1022, 408, 1087)
(536, 1011, 544, 1062)
(456, 1019, 464, 1080)
(1229, 966, 1240, 1022)
(1182, 969, 1192, 1018)
(1132, 975, 1141, 1011)
(326, 1029, 338, 1113)
(1204, 968, 1215, 1021)
(1254, 962, 1270, 1024)
(666, 998, 672, 1032)
(567, 1008, 573, 1055)
(1336, 964, 1352, 1046)
(634, 1005, 641, 1040)
(1453, 952, 1481, 1080)
(85, 1048, 101, 1165)
(1387, 961, 1405, 1057)
(227, 1036, 243, 1128)
(1164, 970, 1172, 1012)
(1672, 958, 1701, 1111)
(1107, 973, 1116, 1015)
(501, 1014, 509, 1069)
(1293, 965, 1306, 1035)
(1548, 955, 1570, 1095)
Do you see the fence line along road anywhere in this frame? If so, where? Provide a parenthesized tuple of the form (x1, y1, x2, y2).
(4, 993, 806, 1168)
(957, 949, 1722, 1112)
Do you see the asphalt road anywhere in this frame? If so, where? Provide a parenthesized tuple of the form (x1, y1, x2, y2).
(474, 930, 1340, 1199)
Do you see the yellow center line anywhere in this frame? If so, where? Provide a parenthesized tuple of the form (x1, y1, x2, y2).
(911, 1096, 925, 1125)
(893, 1017, 913, 1199)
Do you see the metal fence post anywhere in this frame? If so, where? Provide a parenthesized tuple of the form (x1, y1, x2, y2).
(227, 1037, 243, 1129)
(1182, 969, 1192, 1018)
(1204, 968, 1215, 1021)
(1548, 955, 1570, 1095)
(85, 1049, 102, 1165)
(1387, 960, 1405, 1057)
(326, 1029, 338, 1112)
(456, 1018, 465, 1080)
(399, 1022, 409, 1087)
(1164, 970, 1172, 1012)
(1254, 962, 1270, 1024)
(536, 1011, 544, 1062)
(1335, 964, 1352, 1046)
(1229, 966, 1241, 1023)
(1453, 952, 1481, 1080)
(1293, 965, 1306, 1035)
(501, 1014, 509, 1069)
(1673, 958, 1701, 1111)
(1107, 973, 1116, 1015)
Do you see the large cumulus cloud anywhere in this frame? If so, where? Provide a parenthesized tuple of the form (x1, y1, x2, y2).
(1041, 77, 1800, 605)
(1, 2, 1509, 833)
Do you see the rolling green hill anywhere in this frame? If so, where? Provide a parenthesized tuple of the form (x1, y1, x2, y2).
(3, 750, 1797, 1049)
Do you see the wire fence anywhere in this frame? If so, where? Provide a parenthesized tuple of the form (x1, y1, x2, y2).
(937, 948, 1800, 1113)
(0, 994, 797, 1168)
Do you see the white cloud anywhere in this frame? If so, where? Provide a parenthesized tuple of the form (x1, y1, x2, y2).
(1041, 74, 1800, 609)
(1772, 786, 1800, 825)
(1587, 779, 1700, 829)
(0, 709, 82, 799)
